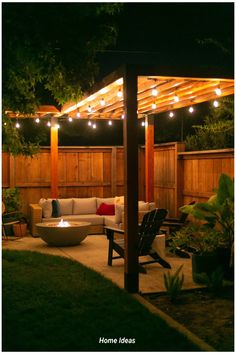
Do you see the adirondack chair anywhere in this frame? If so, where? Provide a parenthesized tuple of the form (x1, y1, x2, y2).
(162, 201, 195, 233)
(104, 208, 171, 274)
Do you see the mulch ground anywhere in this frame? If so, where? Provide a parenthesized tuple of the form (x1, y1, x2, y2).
(143, 286, 234, 351)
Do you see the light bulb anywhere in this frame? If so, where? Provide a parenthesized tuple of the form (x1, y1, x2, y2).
(88, 120, 92, 126)
(174, 95, 179, 102)
(47, 121, 51, 127)
(76, 112, 80, 118)
(56, 124, 60, 129)
(35, 118, 40, 123)
(189, 106, 194, 113)
(152, 103, 157, 110)
(169, 111, 174, 118)
(108, 120, 112, 126)
(68, 117, 73, 122)
(121, 114, 125, 119)
(215, 88, 222, 96)
(141, 121, 146, 127)
(87, 105, 92, 113)
(213, 100, 219, 108)
(100, 98, 105, 106)
(92, 123, 96, 129)
(15, 122, 20, 128)
(117, 89, 123, 98)
(152, 88, 158, 96)
(4, 122, 7, 126)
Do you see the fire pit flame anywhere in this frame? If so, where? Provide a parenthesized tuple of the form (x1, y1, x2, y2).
(58, 219, 70, 227)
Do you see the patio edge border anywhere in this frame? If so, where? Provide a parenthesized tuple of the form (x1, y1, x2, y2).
(133, 293, 216, 352)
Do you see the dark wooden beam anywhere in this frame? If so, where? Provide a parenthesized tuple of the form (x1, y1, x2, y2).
(145, 115, 154, 202)
(123, 66, 139, 293)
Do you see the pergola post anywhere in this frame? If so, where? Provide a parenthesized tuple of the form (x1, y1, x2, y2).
(50, 116, 59, 198)
(123, 66, 139, 293)
(145, 115, 154, 202)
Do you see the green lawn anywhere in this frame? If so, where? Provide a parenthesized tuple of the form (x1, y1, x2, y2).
(2, 250, 199, 351)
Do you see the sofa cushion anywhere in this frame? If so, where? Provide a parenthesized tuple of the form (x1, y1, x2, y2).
(58, 198, 73, 215)
(52, 199, 61, 217)
(115, 196, 124, 205)
(115, 204, 125, 224)
(104, 215, 119, 228)
(39, 198, 52, 218)
(96, 203, 115, 216)
(138, 202, 149, 211)
(73, 197, 97, 215)
(42, 214, 104, 225)
(96, 197, 115, 209)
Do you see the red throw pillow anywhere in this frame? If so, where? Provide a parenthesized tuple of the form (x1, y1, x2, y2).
(96, 203, 115, 216)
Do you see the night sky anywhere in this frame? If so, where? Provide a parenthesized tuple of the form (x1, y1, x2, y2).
(8, 2, 234, 146)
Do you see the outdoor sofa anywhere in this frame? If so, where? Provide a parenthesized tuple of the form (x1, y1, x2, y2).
(29, 197, 155, 237)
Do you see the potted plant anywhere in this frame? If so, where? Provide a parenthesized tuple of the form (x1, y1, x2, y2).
(179, 173, 234, 279)
(2, 187, 27, 237)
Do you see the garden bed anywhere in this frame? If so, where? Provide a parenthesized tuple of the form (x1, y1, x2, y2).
(143, 285, 234, 351)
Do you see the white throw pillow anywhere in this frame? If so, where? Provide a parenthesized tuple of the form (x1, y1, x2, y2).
(115, 204, 125, 224)
(139, 202, 149, 211)
(39, 198, 52, 218)
(115, 196, 124, 205)
(58, 199, 73, 215)
(73, 198, 97, 215)
(96, 197, 115, 209)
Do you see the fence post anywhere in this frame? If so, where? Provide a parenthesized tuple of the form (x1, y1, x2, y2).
(111, 147, 117, 197)
(175, 142, 185, 215)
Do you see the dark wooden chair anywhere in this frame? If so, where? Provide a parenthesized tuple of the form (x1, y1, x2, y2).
(104, 208, 171, 274)
(162, 201, 195, 233)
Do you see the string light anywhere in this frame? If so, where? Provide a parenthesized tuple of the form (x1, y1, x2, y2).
(213, 100, 219, 108)
(4, 122, 7, 126)
(100, 98, 105, 106)
(56, 124, 60, 129)
(141, 121, 146, 127)
(117, 88, 123, 98)
(68, 117, 73, 122)
(215, 88, 222, 96)
(15, 121, 20, 128)
(121, 114, 125, 119)
(92, 122, 97, 129)
(35, 118, 40, 123)
(152, 88, 158, 96)
(47, 121, 51, 127)
(76, 112, 81, 118)
(169, 111, 174, 118)
(174, 94, 179, 102)
(108, 120, 112, 126)
(88, 120, 92, 126)
(189, 106, 194, 113)
(152, 103, 157, 110)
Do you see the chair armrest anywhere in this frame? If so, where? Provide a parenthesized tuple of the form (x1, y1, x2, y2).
(164, 217, 181, 223)
(104, 226, 124, 241)
(29, 204, 42, 237)
(162, 221, 184, 228)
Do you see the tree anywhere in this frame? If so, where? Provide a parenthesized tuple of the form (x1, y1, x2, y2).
(185, 96, 234, 151)
(2, 3, 123, 114)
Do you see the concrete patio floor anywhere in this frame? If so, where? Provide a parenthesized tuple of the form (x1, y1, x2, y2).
(2, 234, 200, 293)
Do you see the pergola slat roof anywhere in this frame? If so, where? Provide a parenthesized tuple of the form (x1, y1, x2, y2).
(61, 74, 234, 120)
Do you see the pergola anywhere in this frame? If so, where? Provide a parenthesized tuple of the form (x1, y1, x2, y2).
(6, 64, 234, 292)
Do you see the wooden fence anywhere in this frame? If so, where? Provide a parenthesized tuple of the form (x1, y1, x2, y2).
(2, 144, 234, 218)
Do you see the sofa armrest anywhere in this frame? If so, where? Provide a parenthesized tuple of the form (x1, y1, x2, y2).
(29, 204, 43, 237)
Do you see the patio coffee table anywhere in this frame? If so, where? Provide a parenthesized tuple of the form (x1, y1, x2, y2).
(36, 221, 91, 246)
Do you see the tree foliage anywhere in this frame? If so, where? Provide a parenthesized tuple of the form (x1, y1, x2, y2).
(185, 96, 234, 151)
(2, 3, 123, 114)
